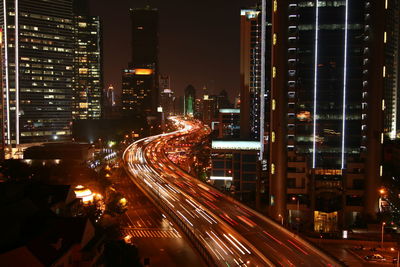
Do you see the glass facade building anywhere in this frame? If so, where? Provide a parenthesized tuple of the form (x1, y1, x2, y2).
(268, 0, 393, 231)
(0, 0, 74, 145)
(72, 14, 102, 120)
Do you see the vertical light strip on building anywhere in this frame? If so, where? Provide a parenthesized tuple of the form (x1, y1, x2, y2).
(341, 0, 349, 169)
(14, 0, 19, 144)
(312, 0, 320, 168)
(3, 0, 10, 144)
(259, 0, 266, 161)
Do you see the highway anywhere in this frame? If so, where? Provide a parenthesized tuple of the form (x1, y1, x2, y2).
(123, 117, 342, 267)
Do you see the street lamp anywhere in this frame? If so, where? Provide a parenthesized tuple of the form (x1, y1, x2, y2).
(278, 214, 284, 226)
(391, 247, 399, 267)
(381, 221, 386, 248)
(291, 196, 300, 234)
(379, 188, 386, 195)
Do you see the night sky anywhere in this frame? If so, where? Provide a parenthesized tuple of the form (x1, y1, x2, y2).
(88, 0, 255, 101)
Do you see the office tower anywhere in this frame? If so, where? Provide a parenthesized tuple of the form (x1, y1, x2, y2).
(194, 98, 203, 119)
(217, 109, 240, 138)
(184, 85, 196, 116)
(159, 75, 170, 91)
(72, 0, 103, 120)
(160, 89, 174, 116)
(0, 0, 74, 147)
(202, 94, 218, 125)
(240, 8, 262, 140)
(267, 0, 392, 232)
(217, 90, 231, 109)
(122, 6, 158, 116)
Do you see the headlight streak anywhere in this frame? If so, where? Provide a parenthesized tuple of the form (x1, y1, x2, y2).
(123, 117, 273, 266)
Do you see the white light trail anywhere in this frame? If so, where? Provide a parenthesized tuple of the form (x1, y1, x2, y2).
(3, 0, 10, 144)
(312, 0, 320, 168)
(341, 0, 349, 169)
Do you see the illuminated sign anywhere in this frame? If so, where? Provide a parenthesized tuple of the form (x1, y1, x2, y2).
(212, 140, 261, 150)
(314, 169, 342, 175)
(219, 109, 240, 114)
(134, 68, 153, 75)
(210, 176, 233, 181)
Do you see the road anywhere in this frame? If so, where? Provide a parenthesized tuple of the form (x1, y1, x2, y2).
(110, 165, 205, 266)
(123, 117, 342, 267)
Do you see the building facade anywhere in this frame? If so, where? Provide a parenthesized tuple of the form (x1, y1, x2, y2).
(217, 109, 240, 139)
(72, 5, 102, 120)
(0, 0, 74, 147)
(210, 140, 261, 206)
(267, 0, 391, 232)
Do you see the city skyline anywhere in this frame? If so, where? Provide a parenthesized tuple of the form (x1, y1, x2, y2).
(88, 0, 255, 100)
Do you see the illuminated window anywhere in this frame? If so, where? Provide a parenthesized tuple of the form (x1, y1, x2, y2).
(79, 68, 88, 74)
(384, 32, 387, 43)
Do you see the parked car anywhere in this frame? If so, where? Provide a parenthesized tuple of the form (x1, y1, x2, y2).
(364, 254, 385, 262)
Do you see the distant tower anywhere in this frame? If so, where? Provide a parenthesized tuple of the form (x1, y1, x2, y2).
(106, 85, 115, 107)
(184, 85, 196, 116)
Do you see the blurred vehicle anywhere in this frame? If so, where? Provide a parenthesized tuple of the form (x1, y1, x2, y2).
(364, 254, 385, 262)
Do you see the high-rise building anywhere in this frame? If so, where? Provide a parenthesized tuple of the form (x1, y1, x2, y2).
(159, 75, 170, 91)
(267, 0, 394, 232)
(159, 75, 174, 116)
(184, 84, 196, 116)
(240, 8, 262, 140)
(0, 0, 74, 147)
(160, 88, 174, 116)
(122, 6, 158, 116)
(202, 94, 218, 125)
(72, 0, 102, 120)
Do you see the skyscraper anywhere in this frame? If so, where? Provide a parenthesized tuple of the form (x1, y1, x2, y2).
(122, 6, 158, 116)
(267, 0, 393, 232)
(72, 0, 103, 120)
(0, 0, 74, 148)
(240, 8, 262, 140)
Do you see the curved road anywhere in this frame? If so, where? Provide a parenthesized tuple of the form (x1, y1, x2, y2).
(123, 117, 342, 267)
